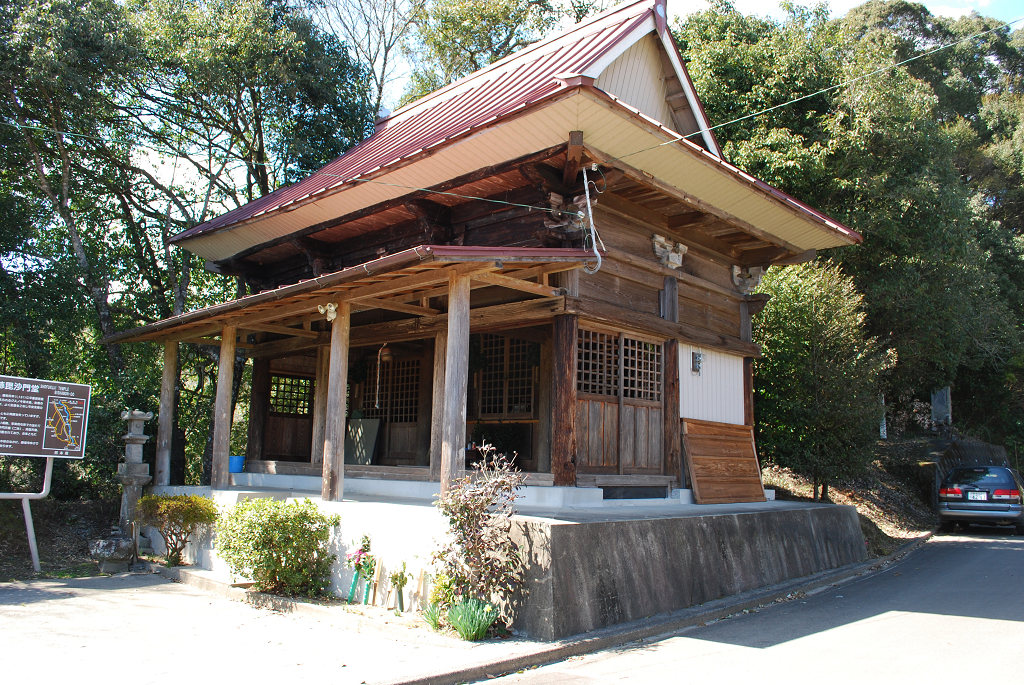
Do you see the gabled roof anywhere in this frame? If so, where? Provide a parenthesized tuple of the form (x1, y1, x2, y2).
(171, 0, 721, 253)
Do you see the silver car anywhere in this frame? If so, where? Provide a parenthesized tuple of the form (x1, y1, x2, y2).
(938, 466, 1024, 534)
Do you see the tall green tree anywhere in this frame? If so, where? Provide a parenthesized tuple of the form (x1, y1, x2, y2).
(754, 262, 892, 500)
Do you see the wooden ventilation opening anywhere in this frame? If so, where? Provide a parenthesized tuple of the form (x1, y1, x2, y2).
(683, 418, 765, 504)
(576, 329, 664, 475)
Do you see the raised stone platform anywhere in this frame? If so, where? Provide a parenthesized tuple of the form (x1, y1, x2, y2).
(512, 502, 865, 640)
(147, 480, 864, 641)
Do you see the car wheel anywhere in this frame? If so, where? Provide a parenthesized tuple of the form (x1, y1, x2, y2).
(939, 521, 956, 534)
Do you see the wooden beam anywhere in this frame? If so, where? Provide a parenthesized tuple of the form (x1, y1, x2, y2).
(211, 326, 237, 490)
(429, 331, 447, 483)
(597, 192, 741, 266)
(664, 338, 682, 487)
(343, 263, 492, 303)
(551, 315, 578, 487)
(244, 297, 566, 356)
(743, 357, 754, 427)
(585, 145, 805, 255)
(310, 347, 329, 464)
(248, 332, 330, 358)
(246, 323, 320, 339)
(441, 273, 470, 492)
(603, 246, 742, 301)
(564, 296, 760, 357)
(154, 341, 177, 487)
(217, 143, 566, 265)
(399, 263, 580, 303)
(321, 302, 351, 502)
(564, 131, 584, 187)
(355, 297, 438, 317)
(472, 271, 563, 297)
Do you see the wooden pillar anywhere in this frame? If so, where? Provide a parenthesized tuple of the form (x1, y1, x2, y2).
(429, 331, 447, 482)
(440, 273, 470, 492)
(246, 358, 271, 462)
(551, 315, 578, 487)
(211, 326, 237, 490)
(536, 337, 553, 473)
(663, 338, 682, 486)
(415, 341, 433, 467)
(154, 341, 177, 486)
(310, 346, 330, 464)
(662, 276, 679, 323)
(321, 302, 351, 501)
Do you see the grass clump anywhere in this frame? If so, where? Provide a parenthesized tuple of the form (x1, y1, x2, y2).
(447, 598, 496, 641)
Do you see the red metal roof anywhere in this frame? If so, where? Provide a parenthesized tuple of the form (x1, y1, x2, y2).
(172, 0, 662, 245)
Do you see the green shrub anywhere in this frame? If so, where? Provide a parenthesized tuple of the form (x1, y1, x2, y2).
(138, 494, 219, 567)
(447, 598, 496, 641)
(422, 603, 443, 631)
(216, 498, 340, 597)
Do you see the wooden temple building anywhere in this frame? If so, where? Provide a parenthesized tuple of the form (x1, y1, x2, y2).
(110, 0, 860, 504)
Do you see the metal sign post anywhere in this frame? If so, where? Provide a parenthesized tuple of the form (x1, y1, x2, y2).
(0, 375, 91, 572)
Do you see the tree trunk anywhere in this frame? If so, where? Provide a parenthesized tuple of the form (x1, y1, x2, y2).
(820, 480, 829, 503)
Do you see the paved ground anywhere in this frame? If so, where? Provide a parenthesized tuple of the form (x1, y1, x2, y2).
(490, 529, 1024, 684)
(0, 572, 534, 684)
(3, 529, 1017, 685)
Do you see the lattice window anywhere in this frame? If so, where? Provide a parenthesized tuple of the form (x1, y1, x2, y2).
(622, 337, 662, 401)
(506, 338, 533, 414)
(359, 360, 419, 422)
(577, 330, 619, 396)
(269, 375, 313, 415)
(479, 334, 506, 416)
(475, 334, 535, 418)
(389, 359, 420, 423)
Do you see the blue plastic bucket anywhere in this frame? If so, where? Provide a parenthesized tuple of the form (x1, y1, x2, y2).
(228, 455, 245, 473)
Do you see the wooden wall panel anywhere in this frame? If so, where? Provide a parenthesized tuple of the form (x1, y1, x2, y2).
(683, 418, 765, 504)
(577, 397, 618, 472)
(265, 415, 314, 460)
(594, 34, 675, 128)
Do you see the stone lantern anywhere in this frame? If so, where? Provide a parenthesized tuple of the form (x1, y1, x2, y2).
(118, 409, 154, 535)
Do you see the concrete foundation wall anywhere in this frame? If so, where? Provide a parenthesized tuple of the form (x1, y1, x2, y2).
(512, 504, 866, 640)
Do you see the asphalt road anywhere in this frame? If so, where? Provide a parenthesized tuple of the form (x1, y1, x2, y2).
(492, 530, 1024, 685)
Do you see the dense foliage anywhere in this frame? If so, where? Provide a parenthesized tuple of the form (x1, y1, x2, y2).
(137, 493, 219, 566)
(217, 497, 340, 597)
(0, 0, 373, 494)
(675, 0, 1024, 453)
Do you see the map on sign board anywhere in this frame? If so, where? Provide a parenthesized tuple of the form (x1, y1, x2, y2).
(0, 375, 91, 458)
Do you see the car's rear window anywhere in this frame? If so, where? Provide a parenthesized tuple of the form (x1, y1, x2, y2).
(945, 467, 1013, 486)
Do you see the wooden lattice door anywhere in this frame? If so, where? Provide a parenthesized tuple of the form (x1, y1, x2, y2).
(575, 329, 664, 474)
(360, 358, 421, 465)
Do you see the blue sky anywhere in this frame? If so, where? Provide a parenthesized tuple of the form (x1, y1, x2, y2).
(675, 0, 1023, 23)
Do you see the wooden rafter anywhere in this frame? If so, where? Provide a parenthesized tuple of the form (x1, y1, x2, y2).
(472, 271, 563, 297)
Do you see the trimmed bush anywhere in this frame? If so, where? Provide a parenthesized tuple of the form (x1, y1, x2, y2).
(138, 494, 219, 567)
(447, 598, 496, 641)
(217, 498, 340, 597)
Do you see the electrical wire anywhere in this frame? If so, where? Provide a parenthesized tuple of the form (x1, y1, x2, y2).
(604, 14, 1024, 164)
(3, 13, 1021, 216)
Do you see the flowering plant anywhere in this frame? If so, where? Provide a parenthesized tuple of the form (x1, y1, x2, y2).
(346, 534, 375, 578)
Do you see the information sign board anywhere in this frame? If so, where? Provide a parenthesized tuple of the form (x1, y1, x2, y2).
(0, 375, 91, 458)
